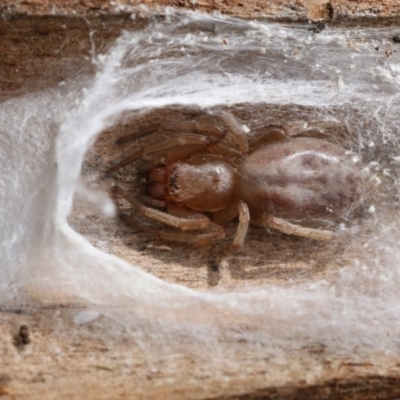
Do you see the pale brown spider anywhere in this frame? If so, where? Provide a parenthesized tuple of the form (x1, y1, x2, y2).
(108, 112, 368, 255)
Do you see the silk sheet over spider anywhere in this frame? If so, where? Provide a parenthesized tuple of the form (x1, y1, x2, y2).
(107, 112, 369, 259)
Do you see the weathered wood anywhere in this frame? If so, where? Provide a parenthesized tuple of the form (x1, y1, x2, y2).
(0, 0, 399, 20)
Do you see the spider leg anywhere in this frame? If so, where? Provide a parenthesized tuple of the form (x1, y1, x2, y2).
(114, 186, 210, 230)
(107, 133, 212, 174)
(263, 215, 335, 241)
(165, 143, 209, 164)
(160, 117, 226, 139)
(227, 201, 250, 251)
(212, 202, 239, 225)
(116, 123, 161, 144)
(116, 115, 227, 144)
(214, 201, 250, 266)
(142, 135, 231, 165)
(137, 194, 166, 208)
(120, 214, 225, 246)
(208, 142, 242, 159)
(248, 121, 340, 151)
(166, 203, 203, 218)
(249, 126, 289, 150)
(212, 111, 249, 154)
(137, 143, 212, 168)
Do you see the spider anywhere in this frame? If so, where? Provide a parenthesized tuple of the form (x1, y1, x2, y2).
(108, 112, 369, 255)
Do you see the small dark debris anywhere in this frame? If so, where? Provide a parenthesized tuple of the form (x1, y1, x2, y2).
(210, 263, 219, 272)
(393, 35, 400, 43)
(307, 343, 326, 354)
(13, 324, 30, 347)
(326, 2, 334, 19)
(208, 259, 221, 287)
(374, 46, 379, 51)
(212, 24, 218, 36)
(309, 22, 326, 34)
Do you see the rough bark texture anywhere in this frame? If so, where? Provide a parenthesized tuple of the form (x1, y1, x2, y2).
(1, 1, 400, 400)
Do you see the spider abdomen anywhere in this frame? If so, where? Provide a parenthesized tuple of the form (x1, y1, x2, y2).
(239, 137, 368, 224)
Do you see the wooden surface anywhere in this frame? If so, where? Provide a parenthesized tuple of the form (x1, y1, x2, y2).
(2, 306, 400, 400)
(1, 2, 400, 399)
(0, 0, 400, 20)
